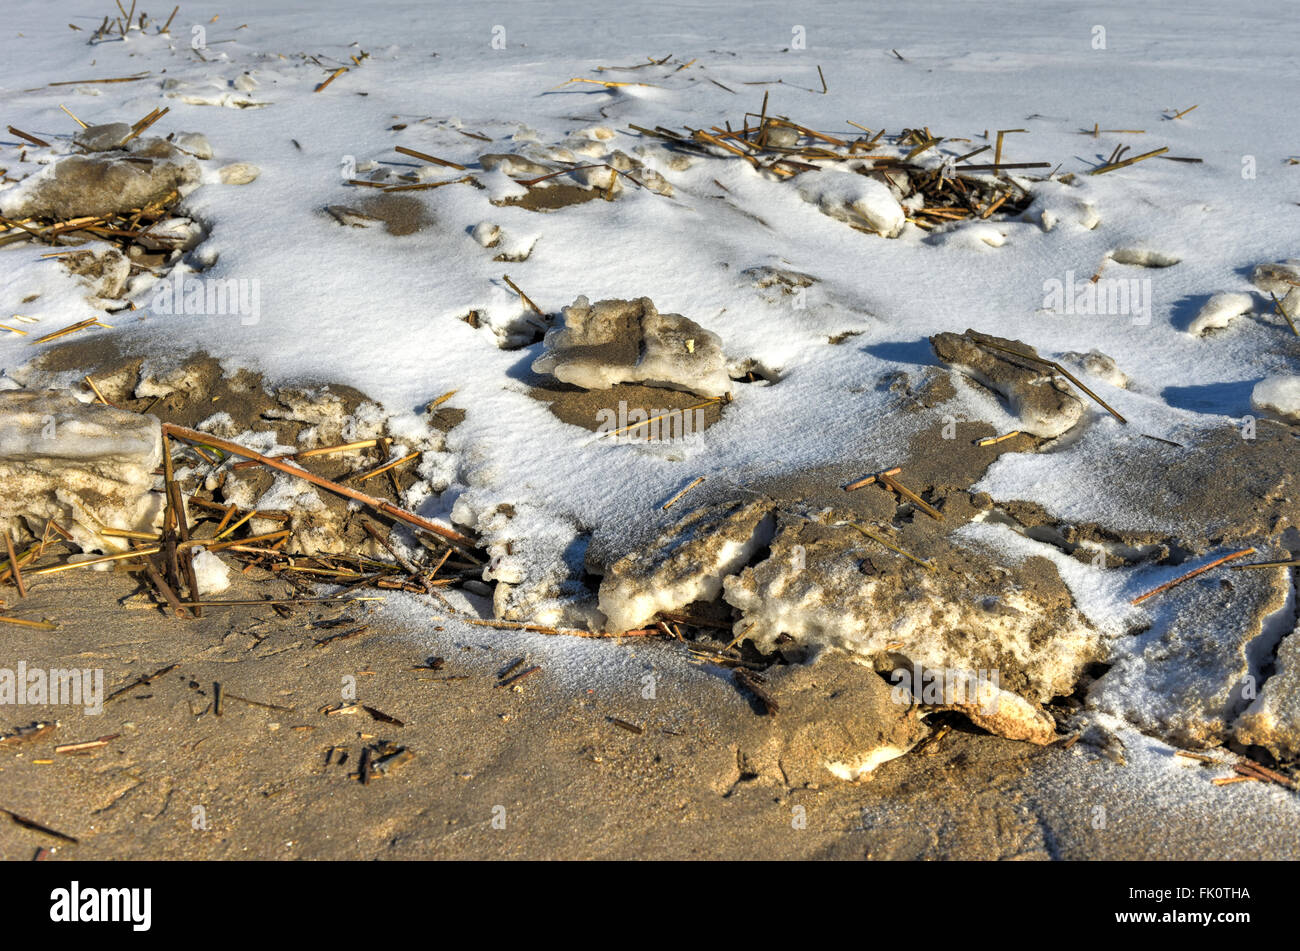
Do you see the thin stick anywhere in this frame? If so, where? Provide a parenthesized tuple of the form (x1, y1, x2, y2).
(120, 106, 169, 145)
(84, 375, 113, 406)
(315, 67, 347, 93)
(662, 476, 705, 511)
(161, 424, 477, 550)
(48, 74, 151, 87)
(6, 127, 50, 148)
(954, 161, 1050, 172)
(977, 431, 1023, 446)
(428, 390, 457, 412)
(32, 317, 105, 345)
(1090, 146, 1169, 175)
(0, 616, 57, 630)
(381, 175, 473, 193)
(394, 145, 466, 171)
(3, 534, 26, 598)
(993, 129, 1026, 168)
(58, 105, 88, 129)
(26, 546, 161, 577)
(848, 523, 933, 570)
(1235, 760, 1295, 789)
(878, 473, 943, 521)
(231, 438, 380, 470)
(596, 397, 724, 439)
(142, 559, 187, 618)
(1269, 292, 1299, 337)
(502, 274, 543, 315)
(176, 596, 379, 608)
(353, 451, 419, 483)
(1130, 548, 1256, 605)
(167, 471, 201, 618)
(160, 5, 179, 33)
(844, 466, 900, 492)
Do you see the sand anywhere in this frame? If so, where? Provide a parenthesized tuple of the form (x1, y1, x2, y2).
(1, 564, 1296, 861)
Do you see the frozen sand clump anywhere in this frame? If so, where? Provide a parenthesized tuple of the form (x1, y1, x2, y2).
(1058, 349, 1129, 389)
(1251, 260, 1300, 296)
(0, 390, 162, 552)
(1251, 375, 1300, 424)
(0, 150, 198, 220)
(61, 248, 131, 306)
(532, 297, 733, 398)
(930, 330, 1084, 438)
(725, 659, 930, 785)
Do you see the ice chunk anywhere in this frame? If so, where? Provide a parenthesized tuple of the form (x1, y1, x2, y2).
(533, 296, 734, 398)
(1111, 248, 1181, 268)
(217, 162, 260, 185)
(471, 221, 501, 247)
(722, 509, 1102, 743)
(72, 123, 132, 152)
(478, 153, 552, 178)
(190, 548, 232, 595)
(173, 132, 213, 159)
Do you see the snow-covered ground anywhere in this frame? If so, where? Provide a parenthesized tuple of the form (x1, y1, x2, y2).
(1, 1, 1297, 799)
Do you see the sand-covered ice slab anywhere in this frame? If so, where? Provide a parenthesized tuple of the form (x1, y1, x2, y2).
(0, 390, 162, 552)
(1236, 598, 1300, 759)
(721, 507, 1100, 743)
(596, 496, 1104, 743)
(1091, 564, 1294, 749)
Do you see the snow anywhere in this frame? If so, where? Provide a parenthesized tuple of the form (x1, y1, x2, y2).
(0, 0, 1297, 787)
